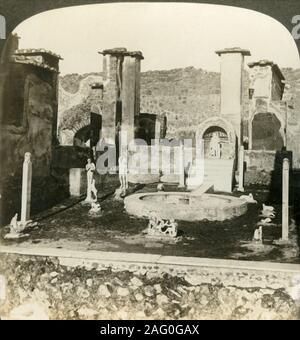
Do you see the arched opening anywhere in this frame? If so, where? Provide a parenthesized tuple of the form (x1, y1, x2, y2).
(74, 125, 90, 148)
(252, 112, 284, 151)
(203, 126, 230, 159)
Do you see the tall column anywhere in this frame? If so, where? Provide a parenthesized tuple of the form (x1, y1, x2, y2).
(121, 56, 137, 149)
(178, 140, 185, 188)
(21, 152, 32, 224)
(99, 49, 143, 151)
(282, 158, 289, 241)
(216, 48, 250, 145)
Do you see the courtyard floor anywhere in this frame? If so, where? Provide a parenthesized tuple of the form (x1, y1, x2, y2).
(0, 184, 299, 264)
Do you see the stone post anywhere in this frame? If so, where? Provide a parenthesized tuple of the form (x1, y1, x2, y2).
(178, 140, 185, 188)
(155, 117, 161, 141)
(21, 152, 32, 224)
(69, 168, 86, 197)
(282, 158, 289, 241)
(215, 48, 251, 146)
(238, 145, 245, 192)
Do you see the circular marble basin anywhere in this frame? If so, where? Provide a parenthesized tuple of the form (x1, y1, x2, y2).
(124, 192, 248, 222)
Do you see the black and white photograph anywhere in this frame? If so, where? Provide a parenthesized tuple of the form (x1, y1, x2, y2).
(0, 0, 300, 322)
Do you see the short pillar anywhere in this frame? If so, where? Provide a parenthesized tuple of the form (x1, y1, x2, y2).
(178, 141, 185, 188)
(21, 152, 32, 224)
(69, 168, 86, 197)
(155, 118, 161, 141)
(282, 158, 290, 241)
(238, 145, 245, 192)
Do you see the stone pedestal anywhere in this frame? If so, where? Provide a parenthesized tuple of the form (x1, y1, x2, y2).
(178, 142, 185, 188)
(69, 168, 86, 197)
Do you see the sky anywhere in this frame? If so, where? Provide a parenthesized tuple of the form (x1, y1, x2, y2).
(14, 3, 300, 75)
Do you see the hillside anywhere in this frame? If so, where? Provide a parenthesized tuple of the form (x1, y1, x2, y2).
(58, 67, 300, 143)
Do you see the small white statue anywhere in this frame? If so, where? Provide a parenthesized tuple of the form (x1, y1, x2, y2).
(262, 204, 275, 213)
(260, 218, 272, 225)
(261, 211, 276, 219)
(164, 219, 178, 238)
(157, 183, 165, 191)
(85, 158, 97, 203)
(147, 215, 178, 238)
(118, 151, 128, 192)
(4, 213, 36, 239)
(114, 187, 126, 201)
(253, 226, 263, 244)
(209, 132, 221, 158)
(9, 214, 24, 234)
(89, 202, 102, 215)
(240, 193, 257, 204)
(24, 152, 31, 164)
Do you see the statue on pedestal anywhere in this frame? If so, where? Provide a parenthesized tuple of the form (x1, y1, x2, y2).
(89, 202, 102, 216)
(114, 151, 128, 200)
(85, 158, 97, 203)
(253, 226, 263, 244)
(209, 132, 221, 158)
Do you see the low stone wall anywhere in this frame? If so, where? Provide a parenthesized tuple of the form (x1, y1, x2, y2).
(0, 251, 299, 320)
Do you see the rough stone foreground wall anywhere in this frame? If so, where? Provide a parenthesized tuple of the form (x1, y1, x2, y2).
(0, 254, 299, 320)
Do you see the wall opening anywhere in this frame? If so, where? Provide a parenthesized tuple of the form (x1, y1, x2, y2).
(73, 125, 90, 148)
(135, 113, 156, 145)
(203, 126, 230, 159)
(252, 112, 284, 151)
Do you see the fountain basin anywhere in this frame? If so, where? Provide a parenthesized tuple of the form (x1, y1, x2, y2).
(124, 192, 248, 222)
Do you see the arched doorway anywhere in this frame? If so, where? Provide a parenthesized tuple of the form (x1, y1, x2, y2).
(251, 112, 284, 151)
(203, 126, 230, 159)
(73, 125, 90, 148)
(197, 117, 237, 160)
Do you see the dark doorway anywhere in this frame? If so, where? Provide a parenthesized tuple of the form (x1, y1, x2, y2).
(91, 112, 102, 149)
(252, 113, 284, 151)
(74, 125, 90, 148)
(136, 113, 156, 145)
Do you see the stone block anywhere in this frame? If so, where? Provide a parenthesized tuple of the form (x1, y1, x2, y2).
(69, 168, 86, 196)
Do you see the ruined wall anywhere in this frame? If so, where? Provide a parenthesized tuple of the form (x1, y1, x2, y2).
(282, 68, 300, 168)
(58, 66, 300, 172)
(58, 74, 103, 145)
(0, 66, 55, 178)
(0, 62, 68, 226)
(140, 67, 220, 139)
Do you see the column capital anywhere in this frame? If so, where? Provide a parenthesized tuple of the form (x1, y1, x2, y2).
(216, 47, 251, 57)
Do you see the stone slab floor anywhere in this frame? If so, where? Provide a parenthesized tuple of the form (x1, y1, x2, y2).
(0, 185, 299, 264)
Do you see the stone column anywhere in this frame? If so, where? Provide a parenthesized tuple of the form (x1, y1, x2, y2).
(282, 158, 289, 241)
(178, 140, 185, 188)
(121, 56, 136, 149)
(21, 152, 32, 224)
(155, 117, 161, 141)
(238, 145, 245, 192)
(215, 48, 251, 145)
